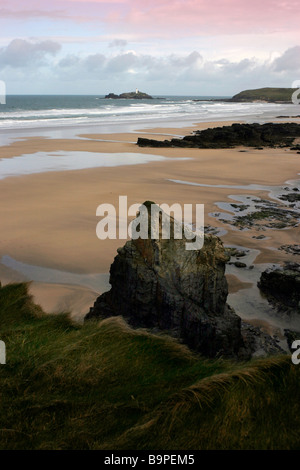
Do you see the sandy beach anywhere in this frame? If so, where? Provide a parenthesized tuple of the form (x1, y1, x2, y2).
(1, 120, 300, 321)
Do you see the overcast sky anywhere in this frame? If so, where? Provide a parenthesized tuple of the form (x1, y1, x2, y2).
(1, 0, 300, 96)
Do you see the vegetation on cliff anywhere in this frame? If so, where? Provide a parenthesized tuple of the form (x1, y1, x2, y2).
(231, 87, 297, 103)
(0, 282, 299, 450)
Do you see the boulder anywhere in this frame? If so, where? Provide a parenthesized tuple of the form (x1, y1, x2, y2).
(258, 262, 300, 314)
(85, 202, 248, 358)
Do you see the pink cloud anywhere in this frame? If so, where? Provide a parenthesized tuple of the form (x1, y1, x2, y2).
(64, 0, 128, 2)
(63, 0, 300, 41)
(0, 8, 68, 20)
(2, 0, 300, 39)
(113, 0, 300, 37)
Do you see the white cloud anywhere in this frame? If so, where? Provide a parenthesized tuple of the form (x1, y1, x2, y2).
(0, 39, 61, 68)
(272, 46, 300, 72)
(2, 39, 300, 94)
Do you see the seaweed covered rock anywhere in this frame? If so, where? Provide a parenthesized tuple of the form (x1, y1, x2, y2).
(137, 122, 300, 149)
(258, 262, 300, 314)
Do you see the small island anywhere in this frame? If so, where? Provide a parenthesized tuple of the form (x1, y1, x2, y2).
(105, 89, 153, 99)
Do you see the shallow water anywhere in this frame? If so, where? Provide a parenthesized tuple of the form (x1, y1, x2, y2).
(170, 177, 300, 341)
(1, 255, 110, 293)
(225, 245, 300, 350)
(0, 151, 176, 179)
(169, 178, 300, 227)
(168, 178, 300, 200)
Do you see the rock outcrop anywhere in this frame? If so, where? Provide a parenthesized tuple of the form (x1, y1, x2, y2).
(137, 123, 300, 149)
(258, 262, 300, 314)
(86, 202, 252, 358)
(284, 329, 300, 352)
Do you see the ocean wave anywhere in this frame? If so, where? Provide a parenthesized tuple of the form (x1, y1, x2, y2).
(0, 96, 294, 130)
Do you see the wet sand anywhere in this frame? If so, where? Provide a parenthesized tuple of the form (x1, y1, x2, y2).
(0, 121, 299, 318)
(226, 274, 253, 294)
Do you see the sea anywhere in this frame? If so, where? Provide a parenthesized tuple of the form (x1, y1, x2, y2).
(0, 94, 298, 140)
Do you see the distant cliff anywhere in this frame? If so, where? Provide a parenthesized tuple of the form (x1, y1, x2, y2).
(105, 91, 153, 99)
(231, 87, 297, 103)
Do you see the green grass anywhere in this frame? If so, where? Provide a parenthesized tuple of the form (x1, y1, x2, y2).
(0, 282, 299, 450)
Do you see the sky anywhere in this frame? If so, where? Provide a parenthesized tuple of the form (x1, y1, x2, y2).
(0, 0, 300, 96)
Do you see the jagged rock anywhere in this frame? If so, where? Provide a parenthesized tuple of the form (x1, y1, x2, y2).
(284, 329, 300, 352)
(241, 322, 284, 357)
(86, 202, 286, 359)
(86, 202, 248, 358)
(258, 262, 300, 313)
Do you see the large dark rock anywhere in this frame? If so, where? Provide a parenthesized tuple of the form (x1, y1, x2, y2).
(258, 262, 300, 314)
(86, 202, 252, 358)
(137, 122, 300, 149)
(284, 329, 300, 352)
(105, 93, 119, 99)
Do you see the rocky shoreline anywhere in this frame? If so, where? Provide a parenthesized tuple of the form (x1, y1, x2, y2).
(137, 122, 300, 149)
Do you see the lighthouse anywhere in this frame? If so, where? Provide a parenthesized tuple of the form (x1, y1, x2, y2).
(135, 88, 139, 94)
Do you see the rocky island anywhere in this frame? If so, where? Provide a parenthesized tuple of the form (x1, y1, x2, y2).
(105, 90, 153, 99)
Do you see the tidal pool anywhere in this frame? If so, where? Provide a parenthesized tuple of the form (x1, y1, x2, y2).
(0, 151, 174, 179)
